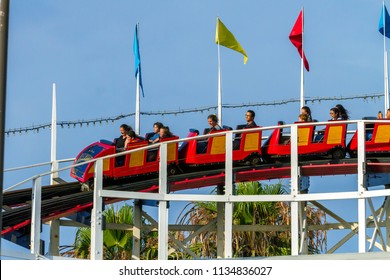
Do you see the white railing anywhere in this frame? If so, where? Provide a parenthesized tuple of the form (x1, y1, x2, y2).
(2, 119, 390, 260)
(3, 158, 75, 192)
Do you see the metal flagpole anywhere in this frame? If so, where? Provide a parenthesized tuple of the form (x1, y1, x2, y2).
(50, 83, 58, 184)
(384, 2, 390, 111)
(300, 7, 305, 109)
(217, 42, 222, 126)
(385, 51, 389, 111)
(135, 66, 140, 134)
(0, 0, 10, 248)
(135, 22, 140, 135)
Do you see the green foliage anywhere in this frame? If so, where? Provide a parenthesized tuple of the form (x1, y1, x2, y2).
(175, 181, 326, 258)
(72, 204, 134, 260)
(69, 182, 326, 260)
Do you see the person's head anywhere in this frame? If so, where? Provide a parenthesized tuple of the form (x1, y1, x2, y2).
(207, 114, 219, 127)
(335, 104, 349, 120)
(329, 107, 340, 120)
(127, 130, 136, 139)
(153, 122, 164, 133)
(377, 111, 383, 119)
(159, 126, 171, 138)
(386, 108, 390, 119)
(301, 106, 311, 117)
(119, 124, 132, 136)
(245, 110, 255, 123)
(298, 114, 308, 122)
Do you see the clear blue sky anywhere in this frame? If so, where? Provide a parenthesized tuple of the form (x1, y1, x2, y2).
(2, 0, 388, 255)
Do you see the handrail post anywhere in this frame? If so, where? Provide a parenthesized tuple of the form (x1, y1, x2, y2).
(224, 131, 233, 258)
(290, 124, 299, 255)
(357, 120, 367, 253)
(91, 158, 104, 260)
(30, 176, 42, 257)
(158, 143, 168, 260)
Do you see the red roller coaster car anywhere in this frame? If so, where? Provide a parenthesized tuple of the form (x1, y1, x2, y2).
(70, 136, 179, 187)
(347, 120, 390, 157)
(70, 120, 389, 186)
(261, 121, 348, 161)
(178, 127, 263, 167)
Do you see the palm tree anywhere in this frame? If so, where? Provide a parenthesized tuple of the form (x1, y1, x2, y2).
(175, 201, 218, 258)
(176, 181, 326, 258)
(65, 182, 326, 259)
(233, 181, 290, 257)
(103, 204, 134, 259)
(66, 203, 185, 260)
(70, 204, 134, 259)
(140, 230, 158, 260)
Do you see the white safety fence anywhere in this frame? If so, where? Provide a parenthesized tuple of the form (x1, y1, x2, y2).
(2, 120, 390, 260)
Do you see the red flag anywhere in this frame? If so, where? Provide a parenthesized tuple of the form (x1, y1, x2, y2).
(289, 10, 310, 71)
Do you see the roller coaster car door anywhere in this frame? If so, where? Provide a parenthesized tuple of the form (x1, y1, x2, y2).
(324, 123, 346, 145)
(159, 137, 180, 174)
(323, 123, 347, 159)
(239, 129, 262, 165)
(113, 141, 148, 178)
(372, 123, 390, 144)
(209, 134, 226, 155)
(348, 121, 390, 157)
(297, 125, 314, 147)
(296, 125, 319, 154)
(127, 143, 147, 168)
(241, 129, 262, 152)
(365, 122, 390, 153)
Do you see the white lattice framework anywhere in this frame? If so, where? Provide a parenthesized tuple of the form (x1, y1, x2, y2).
(2, 120, 390, 260)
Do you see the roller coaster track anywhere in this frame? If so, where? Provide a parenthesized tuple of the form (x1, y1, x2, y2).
(3, 157, 390, 235)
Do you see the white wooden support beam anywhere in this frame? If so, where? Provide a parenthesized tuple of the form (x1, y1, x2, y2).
(91, 159, 104, 260)
(217, 186, 225, 258)
(224, 131, 233, 258)
(48, 219, 60, 256)
(290, 124, 299, 255)
(50, 83, 58, 185)
(158, 143, 169, 260)
(132, 200, 142, 260)
(385, 185, 390, 252)
(30, 176, 42, 257)
(357, 121, 367, 253)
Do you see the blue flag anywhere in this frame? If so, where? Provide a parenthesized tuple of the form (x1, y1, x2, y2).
(379, 4, 390, 38)
(133, 24, 144, 97)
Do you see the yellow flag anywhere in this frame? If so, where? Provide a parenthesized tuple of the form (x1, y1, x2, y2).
(215, 17, 248, 64)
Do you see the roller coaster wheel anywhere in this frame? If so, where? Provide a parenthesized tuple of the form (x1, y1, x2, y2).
(348, 150, 357, 158)
(261, 155, 272, 164)
(81, 180, 93, 192)
(247, 154, 261, 166)
(331, 148, 346, 160)
(167, 165, 179, 176)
